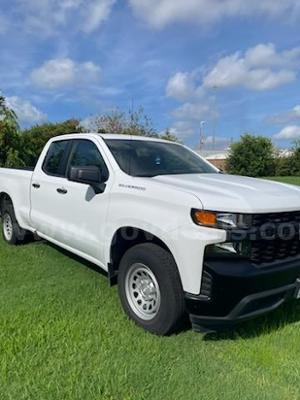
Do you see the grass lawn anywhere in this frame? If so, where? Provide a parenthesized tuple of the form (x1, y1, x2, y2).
(1, 177, 300, 399)
(265, 176, 300, 185)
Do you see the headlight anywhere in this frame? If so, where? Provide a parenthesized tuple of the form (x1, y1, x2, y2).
(191, 209, 247, 229)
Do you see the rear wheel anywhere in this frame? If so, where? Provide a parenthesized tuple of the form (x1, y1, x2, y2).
(118, 243, 186, 335)
(1, 202, 27, 245)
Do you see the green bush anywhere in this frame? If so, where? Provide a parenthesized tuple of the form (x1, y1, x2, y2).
(20, 119, 83, 167)
(227, 134, 276, 177)
(290, 144, 300, 175)
(275, 156, 293, 176)
(275, 142, 300, 176)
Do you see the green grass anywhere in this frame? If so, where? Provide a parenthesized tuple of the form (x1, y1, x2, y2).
(265, 176, 300, 185)
(1, 177, 300, 399)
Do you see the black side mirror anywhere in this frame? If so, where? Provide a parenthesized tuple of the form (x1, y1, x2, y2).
(69, 166, 106, 194)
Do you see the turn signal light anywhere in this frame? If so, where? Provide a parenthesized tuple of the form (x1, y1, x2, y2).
(192, 210, 217, 226)
(191, 209, 242, 229)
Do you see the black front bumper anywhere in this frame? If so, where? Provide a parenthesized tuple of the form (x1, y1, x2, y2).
(185, 256, 300, 332)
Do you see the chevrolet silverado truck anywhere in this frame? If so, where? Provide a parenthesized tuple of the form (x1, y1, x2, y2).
(1, 133, 300, 335)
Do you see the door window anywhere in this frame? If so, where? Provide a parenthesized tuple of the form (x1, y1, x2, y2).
(68, 140, 109, 180)
(43, 140, 70, 177)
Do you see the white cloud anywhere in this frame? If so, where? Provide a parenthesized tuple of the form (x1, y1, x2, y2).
(203, 44, 299, 91)
(31, 58, 101, 89)
(80, 116, 95, 131)
(128, 0, 300, 28)
(168, 121, 196, 140)
(166, 72, 198, 100)
(18, 0, 115, 36)
(167, 44, 300, 100)
(172, 102, 218, 120)
(168, 122, 230, 149)
(166, 43, 300, 145)
(81, 0, 116, 33)
(274, 125, 300, 140)
(245, 44, 300, 68)
(268, 105, 300, 124)
(6, 96, 47, 125)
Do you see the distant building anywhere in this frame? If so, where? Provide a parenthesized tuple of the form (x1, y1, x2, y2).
(196, 150, 229, 171)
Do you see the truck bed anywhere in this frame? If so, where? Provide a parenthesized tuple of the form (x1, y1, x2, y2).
(0, 167, 33, 230)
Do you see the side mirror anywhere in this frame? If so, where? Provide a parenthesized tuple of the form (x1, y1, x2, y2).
(69, 166, 106, 194)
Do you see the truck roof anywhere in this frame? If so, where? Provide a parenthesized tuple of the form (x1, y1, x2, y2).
(52, 132, 179, 145)
(98, 133, 175, 144)
(97, 133, 165, 142)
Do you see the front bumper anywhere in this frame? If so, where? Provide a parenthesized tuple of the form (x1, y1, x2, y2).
(185, 255, 300, 332)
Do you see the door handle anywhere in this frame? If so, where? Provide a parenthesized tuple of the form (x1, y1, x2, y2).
(32, 183, 40, 189)
(56, 187, 68, 194)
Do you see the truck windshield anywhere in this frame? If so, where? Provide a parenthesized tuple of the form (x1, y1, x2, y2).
(104, 139, 216, 177)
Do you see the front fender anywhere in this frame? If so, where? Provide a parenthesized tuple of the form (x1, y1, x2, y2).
(104, 220, 226, 295)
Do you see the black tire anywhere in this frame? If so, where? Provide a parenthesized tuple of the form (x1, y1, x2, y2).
(1, 201, 27, 245)
(118, 243, 186, 335)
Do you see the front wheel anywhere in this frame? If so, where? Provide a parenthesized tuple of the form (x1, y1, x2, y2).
(118, 243, 186, 335)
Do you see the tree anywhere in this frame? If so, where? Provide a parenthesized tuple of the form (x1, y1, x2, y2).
(126, 108, 157, 137)
(84, 107, 158, 137)
(0, 95, 179, 169)
(288, 140, 300, 176)
(275, 155, 293, 176)
(20, 119, 83, 167)
(227, 134, 275, 177)
(274, 141, 300, 176)
(83, 107, 179, 142)
(160, 128, 180, 143)
(90, 109, 126, 134)
(0, 95, 24, 167)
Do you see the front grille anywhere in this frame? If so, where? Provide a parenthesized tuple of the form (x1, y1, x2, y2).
(250, 238, 300, 264)
(252, 211, 300, 227)
(248, 211, 300, 265)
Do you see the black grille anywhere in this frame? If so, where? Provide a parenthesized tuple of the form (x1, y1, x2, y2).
(250, 238, 300, 264)
(252, 211, 300, 227)
(249, 211, 300, 265)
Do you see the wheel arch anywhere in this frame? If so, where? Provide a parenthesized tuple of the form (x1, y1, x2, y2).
(108, 226, 175, 285)
(0, 192, 14, 216)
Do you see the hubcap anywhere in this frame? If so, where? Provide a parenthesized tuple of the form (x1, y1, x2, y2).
(3, 213, 13, 241)
(125, 263, 161, 320)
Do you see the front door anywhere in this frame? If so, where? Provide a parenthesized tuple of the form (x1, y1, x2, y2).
(30, 137, 112, 265)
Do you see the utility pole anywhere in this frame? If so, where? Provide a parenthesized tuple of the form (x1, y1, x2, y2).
(199, 120, 206, 151)
(212, 85, 219, 151)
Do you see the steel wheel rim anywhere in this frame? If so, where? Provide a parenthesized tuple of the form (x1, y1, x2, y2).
(3, 213, 13, 241)
(125, 263, 161, 320)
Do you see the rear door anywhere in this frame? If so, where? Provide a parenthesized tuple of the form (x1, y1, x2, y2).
(30, 139, 72, 244)
(30, 137, 112, 264)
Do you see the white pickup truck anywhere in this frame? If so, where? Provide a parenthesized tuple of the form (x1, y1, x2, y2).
(1, 133, 300, 334)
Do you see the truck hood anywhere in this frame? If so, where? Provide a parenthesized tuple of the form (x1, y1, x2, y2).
(152, 173, 300, 213)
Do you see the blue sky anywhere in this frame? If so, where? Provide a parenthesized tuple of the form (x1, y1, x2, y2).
(1, 0, 300, 149)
